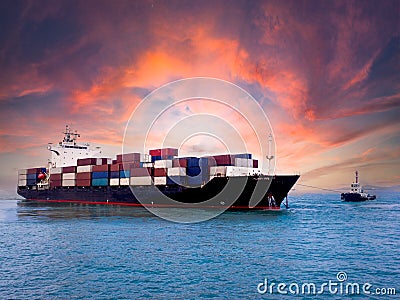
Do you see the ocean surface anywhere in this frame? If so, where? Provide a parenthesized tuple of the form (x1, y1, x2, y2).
(0, 192, 399, 299)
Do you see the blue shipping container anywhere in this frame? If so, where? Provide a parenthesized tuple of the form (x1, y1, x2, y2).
(167, 176, 187, 185)
(92, 171, 109, 179)
(187, 166, 201, 176)
(119, 170, 130, 178)
(186, 157, 200, 168)
(151, 155, 175, 162)
(110, 171, 120, 178)
(92, 178, 108, 186)
(27, 179, 36, 185)
(187, 176, 202, 186)
(27, 173, 37, 180)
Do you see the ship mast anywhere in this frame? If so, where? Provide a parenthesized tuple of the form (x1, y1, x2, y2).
(266, 133, 274, 175)
(63, 125, 80, 144)
(355, 170, 359, 184)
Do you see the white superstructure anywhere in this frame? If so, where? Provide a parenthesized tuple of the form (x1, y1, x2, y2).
(47, 125, 103, 167)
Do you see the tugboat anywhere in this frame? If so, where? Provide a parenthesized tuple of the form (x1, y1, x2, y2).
(341, 171, 376, 202)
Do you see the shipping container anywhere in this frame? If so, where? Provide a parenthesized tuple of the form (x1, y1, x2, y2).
(167, 176, 187, 185)
(119, 162, 140, 170)
(110, 178, 120, 186)
(233, 153, 252, 159)
(130, 176, 152, 186)
(27, 167, 46, 174)
(18, 179, 27, 186)
(149, 148, 178, 157)
(154, 177, 167, 185)
(172, 158, 188, 168)
(76, 172, 91, 180)
(151, 155, 174, 162)
(110, 164, 120, 172)
(153, 168, 167, 177)
(167, 167, 186, 176)
(130, 168, 152, 177)
(120, 170, 130, 178)
(76, 179, 91, 187)
(92, 171, 109, 179)
(154, 159, 173, 169)
(212, 155, 234, 166)
(92, 164, 109, 172)
(226, 166, 254, 176)
(62, 173, 76, 180)
(140, 154, 152, 163)
(62, 179, 75, 187)
(92, 178, 108, 186)
(141, 162, 153, 168)
(186, 157, 200, 168)
(187, 176, 203, 186)
(77, 165, 93, 173)
(253, 160, 258, 168)
(77, 158, 99, 166)
(27, 179, 37, 186)
(116, 152, 141, 163)
(234, 158, 253, 168)
(110, 171, 120, 178)
(27, 173, 37, 180)
(120, 178, 130, 186)
(50, 167, 62, 174)
(210, 166, 227, 177)
(187, 166, 201, 177)
(18, 169, 28, 175)
(50, 173, 62, 180)
(62, 166, 76, 173)
(50, 180, 62, 187)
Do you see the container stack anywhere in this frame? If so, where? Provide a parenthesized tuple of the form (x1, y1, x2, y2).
(20, 149, 261, 189)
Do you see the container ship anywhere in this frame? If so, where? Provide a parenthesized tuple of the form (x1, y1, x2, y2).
(17, 126, 299, 209)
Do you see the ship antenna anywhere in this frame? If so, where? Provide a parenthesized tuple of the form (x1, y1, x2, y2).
(355, 170, 359, 184)
(266, 133, 274, 175)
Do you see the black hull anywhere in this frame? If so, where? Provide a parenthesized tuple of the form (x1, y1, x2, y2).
(17, 175, 299, 210)
(341, 193, 376, 202)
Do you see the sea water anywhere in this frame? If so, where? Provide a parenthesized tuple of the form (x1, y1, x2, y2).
(0, 192, 399, 299)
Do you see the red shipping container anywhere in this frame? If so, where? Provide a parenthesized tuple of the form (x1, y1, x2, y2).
(207, 157, 217, 167)
(253, 160, 258, 168)
(101, 158, 111, 164)
(213, 155, 233, 166)
(77, 172, 91, 180)
(116, 153, 141, 163)
(27, 167, 45, 174)
(76, 179, 91, 187)
(77, 158, 98, 166)
(92, 164, 109, 172)
(50, 174, 62, 180)
(153, 168, 167, 177)
(62, 166, 76, 173)
(119, 162, 140, 171)
(130, 167, 152, 177)
(110, 164, 120, 172)
(149, 148, 178, 156)
(50, 180, 62, 187)
(112, 159, 117, 164)
(172, 158, 188, 168)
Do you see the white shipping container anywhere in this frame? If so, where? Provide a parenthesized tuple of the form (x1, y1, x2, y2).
(62, 179, 75, 187)
(210, 166, 227, 177)
(77, 165, 93, 173)
(154, 159, 173, 169)
(226, 166, 253, 176)
(120, 178, 130, 186)
(18, 169, 28, 175)
(167, 167, 186, 176)
(18, 174, 28, 179)
(110, 178, 120, 186)
(234, 158, 254, 168)
(50, 167, 62, 174)
(154, 177, 167, 185)
(130, 176, 152, 185)
(142, 162, 153, 168)
(62, 173, 76, 180)
(140, 154, 152, 163)
(18, 179, 27, 186)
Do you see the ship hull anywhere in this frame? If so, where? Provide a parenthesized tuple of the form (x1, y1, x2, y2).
(17, 175, 299, 210)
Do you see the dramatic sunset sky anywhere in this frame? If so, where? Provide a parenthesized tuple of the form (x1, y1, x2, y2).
(0, 0, 399, 193)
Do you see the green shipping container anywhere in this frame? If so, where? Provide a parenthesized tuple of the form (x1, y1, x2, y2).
(92, 178, 109, 186)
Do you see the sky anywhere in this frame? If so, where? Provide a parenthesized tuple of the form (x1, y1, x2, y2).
(0, 0, 399, 193)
